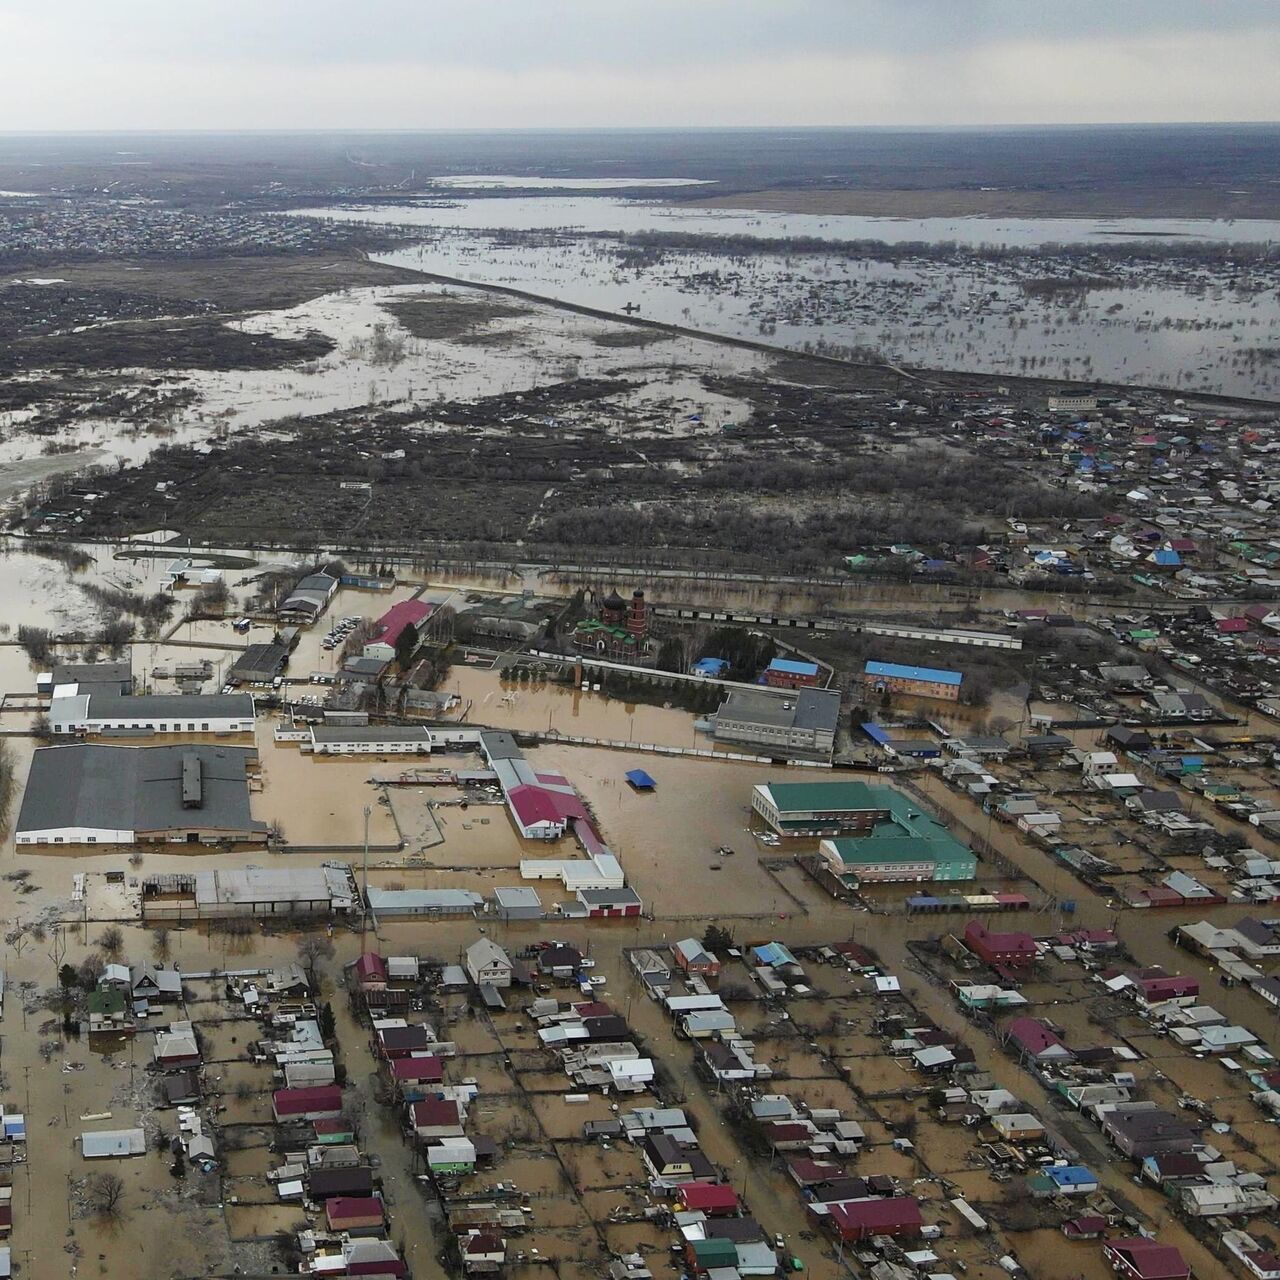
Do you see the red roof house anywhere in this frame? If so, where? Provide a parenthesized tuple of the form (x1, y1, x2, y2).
(409, 1097, 464, 1138)
(677, 1183, 740, 1216)
(355, 952, 388, 989)
(363, 600, 432, 661)
(1005, 1016, 1075, 1064)
(1133, 974, 1199, 1007)
(963, 921, 1037, 968)
(1103, 1238, 1190, 1280)
(272, 1085, 343, 1122)
(389, 1054, 444, 1085)
(326, 1196, 386, 1232)
(824, 1197, 923, 1243)
(1062, 1216, 1107, 1240)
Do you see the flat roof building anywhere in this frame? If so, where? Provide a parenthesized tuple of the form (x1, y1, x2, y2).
(308, 725, 433, 755)
(16, 744, 267, 846)
(712, 687, 840, 759)
(365, 887, 483, 918)
(49, 691, 255, 737)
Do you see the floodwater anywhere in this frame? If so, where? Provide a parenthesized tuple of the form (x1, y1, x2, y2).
(2, 279, 771, 485)
(427, 176, 717, 190)
(285, 196, 1280, 399)
(448, 666, 709, 751)
(296, 196, 1280, 246)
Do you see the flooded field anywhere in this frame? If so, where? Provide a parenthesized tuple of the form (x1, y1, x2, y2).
(297, 195, 1280, 247)
(284, 196, 1280, 399)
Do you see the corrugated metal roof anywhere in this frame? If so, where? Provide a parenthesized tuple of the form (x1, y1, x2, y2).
(865, 660, 963, 686)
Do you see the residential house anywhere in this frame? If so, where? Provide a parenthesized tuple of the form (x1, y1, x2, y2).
(642, 1133, 716, 1183)
(1103, 1238, 1191, 1280)
(674, 938, 721, 978)
(1100, 1106, 1197, 1160)
(964, 921, 1037, 969)
(130, 963, 183, 1004)
(1005, 1017, 1075, 1066)
(465, 939, 513, 989)
(410, 1098, 465, 1140)
(822, 1197, 924, 1243)
(272, 1086, 343, 1124)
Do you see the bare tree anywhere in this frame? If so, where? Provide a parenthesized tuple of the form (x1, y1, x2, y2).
(297, 935, 336, 990)
(88, 1172, 125, 1216)
(98, 926, 124, 958)
(151, 927, 171, 961)
(78, 951, 106, 990)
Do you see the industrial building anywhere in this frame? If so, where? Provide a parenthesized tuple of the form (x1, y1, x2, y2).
(140, 866, 356, 920)
(48, 690, 255, 736)
(15, 744, 267, 846)
(863, 660, 964, 702)
(278, 572, 339, 623)
(711, 687, 840, 758)
(308, 725, 433, 755)
(364, 888, 484, 918)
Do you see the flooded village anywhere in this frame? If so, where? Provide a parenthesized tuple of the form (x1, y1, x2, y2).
(2, 129, 1280, 1280)
(5, 380, 1280, 1280)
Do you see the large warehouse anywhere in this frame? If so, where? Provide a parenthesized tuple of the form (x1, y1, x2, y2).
(48, 691, 255, 736)
(15, 744, 268, 846)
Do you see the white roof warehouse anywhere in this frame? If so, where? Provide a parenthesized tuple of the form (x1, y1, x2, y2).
(48, 690, 255, 736)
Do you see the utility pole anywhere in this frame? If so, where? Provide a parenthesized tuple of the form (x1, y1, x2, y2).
(361, 804, 374, 945)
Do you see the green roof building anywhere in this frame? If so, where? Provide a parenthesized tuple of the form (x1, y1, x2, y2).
(752, 779, 975, 884)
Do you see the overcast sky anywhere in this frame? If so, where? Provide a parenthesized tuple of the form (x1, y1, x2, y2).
(1, 0, 1278, 131)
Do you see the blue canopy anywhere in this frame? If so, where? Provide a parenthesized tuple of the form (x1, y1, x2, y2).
(625, 769, 656, 791)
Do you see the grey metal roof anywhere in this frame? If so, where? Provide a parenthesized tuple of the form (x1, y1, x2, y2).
(84, 692, 254, 720)
(51, 661, 132, 692)
(81, 1128, 146, 1158)
(17, 744, 266, 836)
(578, 887, 642, 905)
(480, 730, 522, 760)
(717, 686, 840, 732)
(494, 886, 543, 908)
(366, 888, 483, 911)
